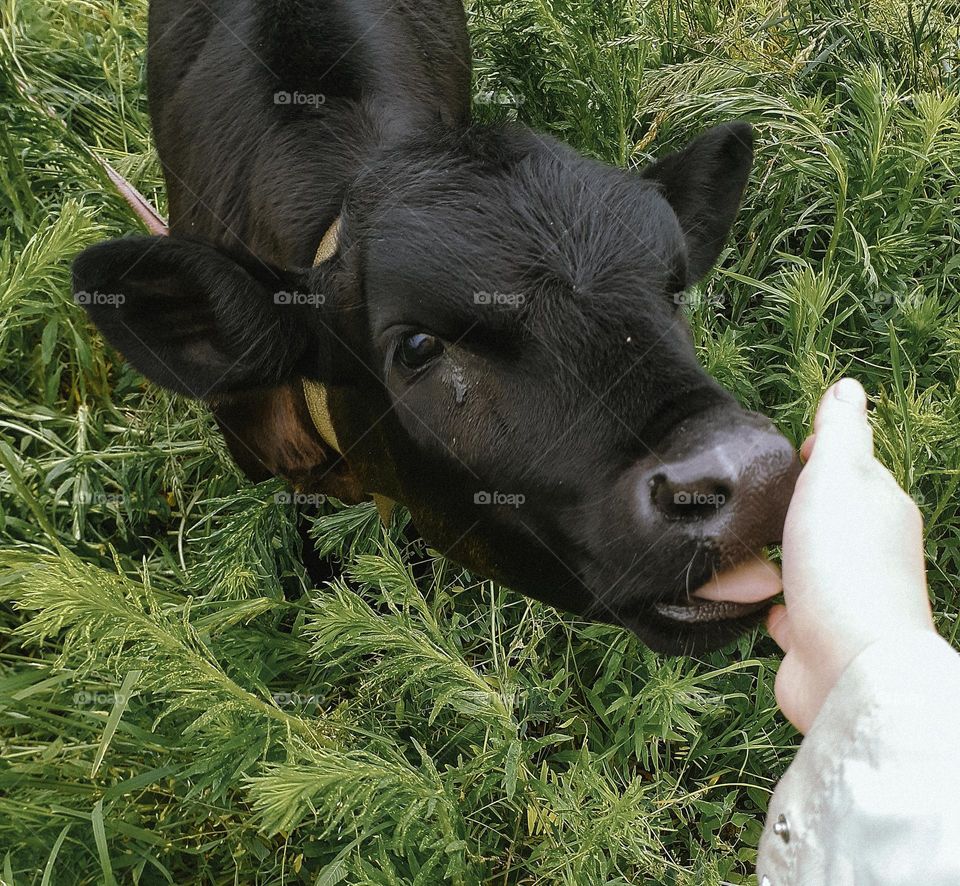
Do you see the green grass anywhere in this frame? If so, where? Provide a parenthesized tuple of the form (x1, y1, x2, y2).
(1, 0, 959, 882)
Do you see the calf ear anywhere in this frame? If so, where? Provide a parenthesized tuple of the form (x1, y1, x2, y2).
(72, 236, 325, 398)
(642, 121, 754, 284)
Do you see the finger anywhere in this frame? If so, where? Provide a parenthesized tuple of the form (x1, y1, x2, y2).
(800, 434, 815, 463)
(809, 378, 873, 466)
(766, 604, 791, 652)
(773, 656, 810, 734)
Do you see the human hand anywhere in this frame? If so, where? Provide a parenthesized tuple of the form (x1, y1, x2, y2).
(766, 378, 933, 733)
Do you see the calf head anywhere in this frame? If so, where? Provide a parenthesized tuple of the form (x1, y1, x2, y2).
(74, 121, 799, 654)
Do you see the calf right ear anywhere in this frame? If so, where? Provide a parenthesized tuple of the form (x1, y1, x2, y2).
(72, 236, 327, 399)
(641, 121, 754, 284)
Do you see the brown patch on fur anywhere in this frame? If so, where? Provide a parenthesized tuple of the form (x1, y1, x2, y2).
(210, 381, 367, 503)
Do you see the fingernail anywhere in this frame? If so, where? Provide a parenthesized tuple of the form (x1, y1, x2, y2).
(832, 377, 866, 408)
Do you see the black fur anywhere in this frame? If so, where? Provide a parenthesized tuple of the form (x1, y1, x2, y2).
(73, 0, 798, 655)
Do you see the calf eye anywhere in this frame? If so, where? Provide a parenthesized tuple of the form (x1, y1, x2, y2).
(396, 332, 444, 370)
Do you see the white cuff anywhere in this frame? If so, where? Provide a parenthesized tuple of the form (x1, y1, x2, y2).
(757, 630, 960, 885)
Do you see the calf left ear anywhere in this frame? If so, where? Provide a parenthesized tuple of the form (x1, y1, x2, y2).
(72, 236, 327, 399)
(642, 121, 754, 284)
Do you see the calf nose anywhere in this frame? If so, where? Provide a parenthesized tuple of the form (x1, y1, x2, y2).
(649, 454, 735, 522)
(637, 410, 800, 546)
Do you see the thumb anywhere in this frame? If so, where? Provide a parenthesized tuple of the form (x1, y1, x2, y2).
(766, 604, 791, 652)
(809, 378, 873, 466)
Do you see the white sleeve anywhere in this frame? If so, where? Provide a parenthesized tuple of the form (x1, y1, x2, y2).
(757, 630, 960, 886)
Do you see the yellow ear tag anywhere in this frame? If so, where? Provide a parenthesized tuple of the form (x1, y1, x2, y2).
(313, 215, 342, 265)
(303, 216, 397, 526)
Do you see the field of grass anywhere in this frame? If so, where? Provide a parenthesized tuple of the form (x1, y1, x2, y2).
(1, 0, 959, 882)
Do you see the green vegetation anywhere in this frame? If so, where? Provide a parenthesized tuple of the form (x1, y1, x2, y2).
(1, 0, 958, 882)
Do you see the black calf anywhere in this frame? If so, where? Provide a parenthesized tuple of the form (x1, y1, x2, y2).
(73, 0, 799, 654)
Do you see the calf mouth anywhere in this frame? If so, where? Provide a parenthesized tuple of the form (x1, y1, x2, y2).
(651, 551, 780, 626)
(652, 595, 771, 625)
(614, 549, 783, 654)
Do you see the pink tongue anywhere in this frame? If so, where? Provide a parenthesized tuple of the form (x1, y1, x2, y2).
(691, 557, 782, 604)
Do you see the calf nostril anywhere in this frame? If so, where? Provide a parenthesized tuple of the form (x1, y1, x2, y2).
(650, 473, 733, 522)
